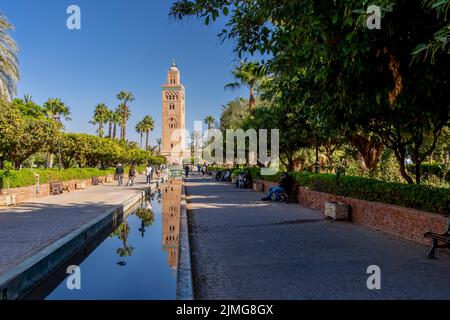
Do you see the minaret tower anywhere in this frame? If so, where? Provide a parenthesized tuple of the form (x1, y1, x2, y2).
(161, 59, 186, 165)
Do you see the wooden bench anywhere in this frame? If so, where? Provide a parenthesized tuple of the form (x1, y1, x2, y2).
(92, 176, 104, 186)
(424, 221, 450, 259)
(49, 181, 70, 195)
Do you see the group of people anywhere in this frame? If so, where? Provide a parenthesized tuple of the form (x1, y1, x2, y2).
(115, 163, 161, 187)
(235, 170, 252, 189)
(215, 169, 232, 182)
(183, 163, 208, 178)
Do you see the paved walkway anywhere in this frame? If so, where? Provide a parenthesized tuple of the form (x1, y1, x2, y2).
(0, 176, 150, 276)
(185, 176, 450, 300)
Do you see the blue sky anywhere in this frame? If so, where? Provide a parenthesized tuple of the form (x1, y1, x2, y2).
(1, 0, 248, 145)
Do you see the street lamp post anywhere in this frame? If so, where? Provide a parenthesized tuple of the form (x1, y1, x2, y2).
(54, 113, 62, 171)
(315, 134, 320, 174)
(315, 114, 320, 174)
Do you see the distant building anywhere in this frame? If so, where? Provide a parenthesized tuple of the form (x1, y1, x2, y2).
(161, 60, 189, 165)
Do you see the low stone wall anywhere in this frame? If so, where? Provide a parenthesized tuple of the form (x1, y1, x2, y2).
(257, 180, 449, 245)
(0, 175, 118, 206)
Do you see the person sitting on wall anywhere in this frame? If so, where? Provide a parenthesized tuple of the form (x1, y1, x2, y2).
(236, 172, 244, 188)
(243, 170, 252, 188)
(261, 173, 294, 202)
(215, 170, 223, 181)
(222, 170, 231, 182)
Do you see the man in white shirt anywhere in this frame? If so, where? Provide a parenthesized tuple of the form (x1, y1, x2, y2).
(145, 164, 153, 185)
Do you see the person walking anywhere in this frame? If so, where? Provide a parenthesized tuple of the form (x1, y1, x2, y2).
(201, 163, 207, 177)
(115, 164, 124, 186)
(184, 164, 190, 178)
(145, 164, 153, 185)
(127, 165, 137, 186)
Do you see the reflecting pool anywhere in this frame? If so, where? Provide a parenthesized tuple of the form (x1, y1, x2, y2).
(24, 181, 182, 300)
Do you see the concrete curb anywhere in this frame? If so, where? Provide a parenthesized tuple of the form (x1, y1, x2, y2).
(176, 181, 194, 300)
(0, 190, 145, 300)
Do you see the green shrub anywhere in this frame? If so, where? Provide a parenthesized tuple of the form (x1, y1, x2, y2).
(0, 168, 118, 189)
(256, 171, 449, 215)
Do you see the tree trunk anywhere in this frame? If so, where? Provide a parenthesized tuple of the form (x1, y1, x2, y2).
(48, 153, 54, 169)
(287, 160, 295, 172)
(415, 163, 421, 185)
(394, 150, 414, 184)
(98, 122, 103, 138)
(326, 155, 334, 173)
(121, 122, 126, 140)
(249, 86, 255, 112)
(351, 134, 384, 172)
(108, 122, 113, 138)
(113, 124, 117, 140)
(145, 132, 149, 150)
(140, 133, 143, 149)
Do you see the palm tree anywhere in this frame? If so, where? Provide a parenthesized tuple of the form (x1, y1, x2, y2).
(115, 103, 131, 140)
(106, 109, 114, 138)
(203, 115, 216, 130)
(135, 121, 145, 149)
(189, 130, 203, 158)
(91, 103, 109, 138)
(23, 94, 33, 103)
(142, 115, 155, 150)
(112, 110, 121, 140)
(43, 98, 71, 168)
(225, 62, 266, 112)
(116, 91, 135, 140)
(43, 98, 71, 123)
(156, 138, 162, 154)
(0, 14, 19, 102)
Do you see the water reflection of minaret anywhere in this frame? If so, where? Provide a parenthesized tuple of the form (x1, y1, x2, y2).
(161, 180, 181, 273)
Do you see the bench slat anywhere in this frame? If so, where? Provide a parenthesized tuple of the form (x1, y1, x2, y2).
(425, 232, 450, 243)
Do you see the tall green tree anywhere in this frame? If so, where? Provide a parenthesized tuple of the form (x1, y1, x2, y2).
(219, 98, 249, 131)
(412, 0, 450, 62)
(106, 109, 114, 138)
(142, 115, 155, 150)
(0, 102, 56, 169)
(11, 96, 45, 118)
(225, 62, 266, 112)
(43, 98, 71, 168)
(91, 103, 109, 138)
(112, 110, 121, 140)
(135, 121, 144, 149)
(0, 14, 19, 102)
(203, 115, 216, 130)
(156, 137, 162, 154)
(172, 0, 450, 184)
(43, 98, 71, 123)
(116, 91, 135, 140)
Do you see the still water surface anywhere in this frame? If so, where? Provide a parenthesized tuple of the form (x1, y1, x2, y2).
(25, 181, 182, 300)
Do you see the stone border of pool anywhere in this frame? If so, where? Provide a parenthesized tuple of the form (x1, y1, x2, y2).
(0, 190, 145, 300)
(176, 182, 194, 300)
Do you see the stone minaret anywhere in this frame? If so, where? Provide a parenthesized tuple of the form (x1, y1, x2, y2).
(161, 180, 181, 271)
(161, 59, 186, 165)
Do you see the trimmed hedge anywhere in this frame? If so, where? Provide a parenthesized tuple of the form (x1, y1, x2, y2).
(0, 166, 145, 189)
(253, 171, 450, 215)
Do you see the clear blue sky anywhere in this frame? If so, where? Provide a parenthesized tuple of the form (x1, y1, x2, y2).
(1, 0, 248, 145)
